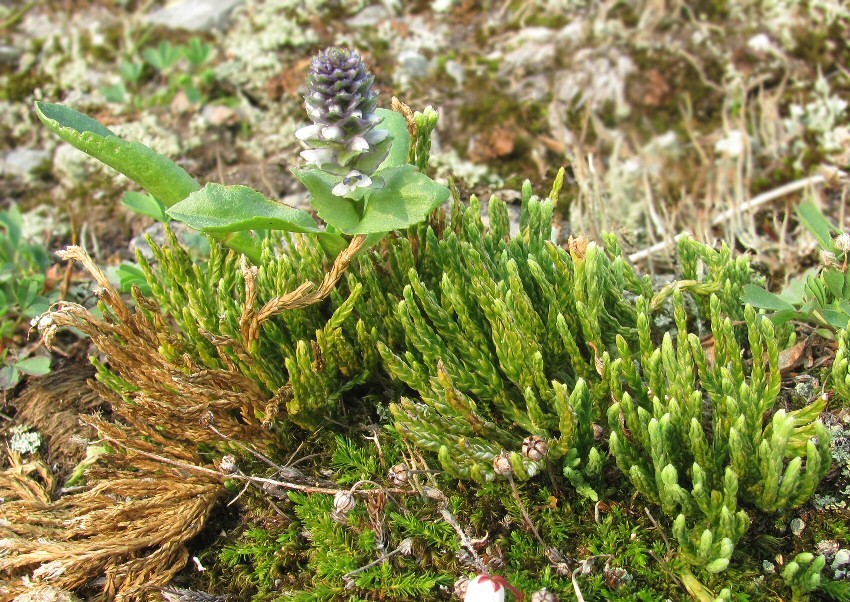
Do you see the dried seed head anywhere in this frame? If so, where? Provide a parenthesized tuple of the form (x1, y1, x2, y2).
(333, 491, 356, 515)
(297, 47, 389, 181)
(821, 250, 838, 267)
(492, 452, 513, 476)
(388, 463, 409, 486)
(453, 576, 470, 599)
(521, 435, 549, 462)
(218, 454, 238, 474)
(835, 232, 850, 253)
(531, 587, 558, 602)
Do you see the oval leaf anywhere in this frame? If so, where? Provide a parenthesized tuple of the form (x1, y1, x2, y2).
(35, 102, 200, 207)
(797, 201, 838, 253)
(167, 183, 320, 234)
(742, 284, 795, 311)
(351, 165, 449, 235)
(293, 168, 361, 233)
(122, 191, 168, 222)
(16, 356, 52, 376)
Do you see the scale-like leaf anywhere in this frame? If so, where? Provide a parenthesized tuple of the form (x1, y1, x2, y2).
(35, 102, 200, 207)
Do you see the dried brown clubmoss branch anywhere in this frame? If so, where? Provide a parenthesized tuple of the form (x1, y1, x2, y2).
(242, 234, 366, 346)
(6, 237, 370, 601)
(0, 456, 221, 602)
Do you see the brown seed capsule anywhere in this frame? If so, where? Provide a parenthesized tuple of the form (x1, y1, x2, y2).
(333, 491, 356, 515)
(532, 587, 559, 602)
(521, 435, 549, 461)
(493, 451, 513, 476)
(219, 454, 238, 474)
(388, 463, 409, 486)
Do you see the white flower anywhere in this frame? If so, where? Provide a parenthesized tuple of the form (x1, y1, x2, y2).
(332, 170, 372, 197)
(464, 574, 522, 601)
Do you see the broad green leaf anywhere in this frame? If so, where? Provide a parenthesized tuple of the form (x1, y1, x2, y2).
(16, 276, 43, 309)
(375, 108, 411, 170)
(797, 201, 837, 252)
(167, 183, 320, 234)
(818, 308, 850, 330)
(122, 191, 168, 222)
(742, 284, 795, 311)
(316, 231, 350, 259)
(293, 168, 361, 233)
(35, 102, 200, 207)
(351, 165, 449, 234)
(16, 356, 52, 376)
(0, 364, 19, 390)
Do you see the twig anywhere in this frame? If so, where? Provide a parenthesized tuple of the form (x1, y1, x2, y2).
(508, 477, 564, 562)
(101, 435, 410, 497)
(439, 507, 486, 571)
(644, 507, 673, 559)
(629, 174, 827, 263)
(342, 540, 409, 580)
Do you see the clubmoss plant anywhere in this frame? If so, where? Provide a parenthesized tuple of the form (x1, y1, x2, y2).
(607, 292, 831, 587)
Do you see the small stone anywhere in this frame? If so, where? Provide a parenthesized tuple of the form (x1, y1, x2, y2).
(396, 50, 430, 81)
(202, 104, 240, 127)
(0, 44, 21, 65)
(790, 517, 805, 537)
(346, 4, 391, 28)
(146, 0, 242, 32)
(521, 435, 548, 462)
(492, 452, 513, 476)
(388, 463, 409, 486)
(1, 148, 51, 181)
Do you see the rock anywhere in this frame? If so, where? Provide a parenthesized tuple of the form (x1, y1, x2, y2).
(1, 148, 51, 181)
(0, 44, 21, 65)
(53, 143, 96, 186)
(146, 0, 242, 32)
(346, 4, 391, 28)
(396, 50, 430, 83)
(201, 104, 239, 127)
